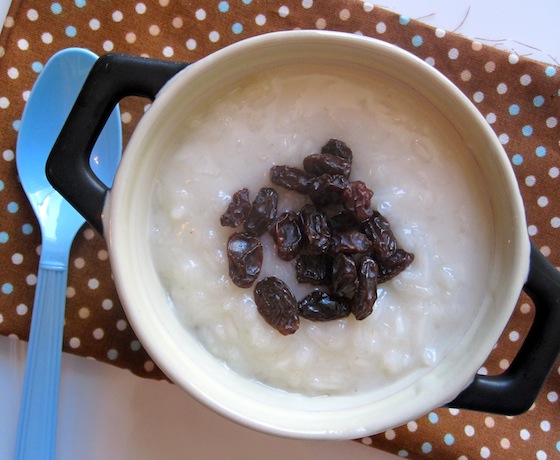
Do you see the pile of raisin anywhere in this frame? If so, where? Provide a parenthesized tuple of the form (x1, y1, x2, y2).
(220, 139, 414, 335)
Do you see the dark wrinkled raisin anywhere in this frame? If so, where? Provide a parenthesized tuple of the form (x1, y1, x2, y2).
(332, 253, 358, 299)
(328, 211, 361, 234)
(378, 249, 414, 283)
(270, 165, 313, 194)
(254, 277, 299, 335)
(342, 181, 374, 222)
(299, 204, 331, 254)
(220, 188, 251, 228)
(308, 174, 349, 207)
(298, 291, 351, 321)
(352, 257, 378, 320)
(244, 187, 278, 236)
(295, 254, 332, 285)
(321, 138, 353, 162)
(227, 232, 263, 288)
(330, 229, 373, 255)
(269, 212, 304, 261)
(362, 211, 398, 261)
(303, 153, 351, 178)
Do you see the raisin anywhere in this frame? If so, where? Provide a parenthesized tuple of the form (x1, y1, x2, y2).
(299, 204, 331, 254)
(254, 277, 299, 335)
(321, 138, 353, 162)
(295, 254, 332, 286)
(244, 187, 278, 236)
(308, 174, 349, 207)
(269, 212, 304, 261)
(378, 249, 414, 283)
(298, 291, 351, 321)
(227, 232, 263, 288)
(220, 188, 251, 228)
(270, 165, 313, 194)
(328, 211, 361, 234)
(330, 229, 373, 255)
(342, 181, 374, 222)
(352, 257, 378, 320)
(331, 253, 359, 299)
(362, 211, 398, 261)
(303, 153, 351, 178)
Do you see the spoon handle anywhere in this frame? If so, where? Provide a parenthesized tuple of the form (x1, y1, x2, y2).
(15, 261, 68, 460)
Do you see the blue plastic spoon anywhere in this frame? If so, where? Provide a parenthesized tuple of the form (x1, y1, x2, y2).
(15, 48, 122, 460)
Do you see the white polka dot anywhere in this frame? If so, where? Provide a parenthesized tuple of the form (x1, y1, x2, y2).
(498, 133, 509, 144)
(103, 40, 114, 52)
(407, 421, 417, 432)
(83, 228, 95, 240)
(362, 2, 374, 12)
(448, 48, 459, 59)
(41, 32, 53, 44)
(98, 249, 109, 260)
(472, 41, 483, 51)
(0, 96, 9, 109)
(11, 253, 23, 264)
(186, 38, 197, 50)
(497, 82, 508, 94)
(485, 416, 495, 428)
(509, 330, 520, 342)
(26, 274, 37, 286)
(361, 436, 373, 445)
(144, 360, 155, 372)
(499, 359, 510, 370)
(486, 112, 496, 124)
(500, 438, 510, 449)
(376, 22, 386, 34)
(540, 420, 551, 432)
(16, 304, 28, 316)
(278, 5, 290, 17)
(163, 46, 174, 57)
(8, 68, 19, 79)
(448, 408, 460, 415)
(135, 2, 147, 14)
(520, 303, 531, 314)
(508, 53, 520, 64)
(159, 0, 169, 6)
(549, 167, 559, 179)
(66, 286, 75, 298)
(520, 74, 532, 86)
(149, 25, 160, 36)
(27, 9, 39, 21)
(541, 246, 551, 257)
(93, 328, 104, 339)
(537, 450, 547, 460)
(478, 366, 488, 375)
(116, 319, 128, 331)
(465, 425, 475, 436)
(473, 91, 484, 103)
(538, 196, 549, 207)
(315, 17, 326, 29)
(460, 70, 471, 81)
(302, 0, 313, 9)
(384, 429, 396, 440)
(425, 57, 435, 66)
(112, 10, 123, 22)
(172, 17, 183, 28)
(256, 14, 266, 26)
(17, 39, 29, 51)
(4, 16, 14, 28)
(484, 61, 496, 72)
(0, 313, 3, 324)
(89, 18, 100, 30)
(88, 278, 100, 289)
(480, 446, 490, 459)
(102, 299, 113, 310)
(551, 217, 560, 228)
(22, 90, 30, 101)
(195, 9, 206, 20)
(435, 28, 445, 38)
(546, 117, 558, 128)
(69, 337, 81, 348)
(339, 8, 350, 20)
(74, 257, 85, 269)
(528, 224, 538, 236)
(209, 30, 220, 42)
(520, 428, 530, 440)
(125, 32, 136, 44)
(547, 391, 558, 402)
(526, 175, 536, 186)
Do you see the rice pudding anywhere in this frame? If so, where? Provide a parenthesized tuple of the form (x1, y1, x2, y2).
(149, 64, 494, 396)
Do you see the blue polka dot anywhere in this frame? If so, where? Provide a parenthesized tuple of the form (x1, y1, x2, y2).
(7, 202, 19, 213)
(2, 283, 13, 295)
(12, 120, 21, 132)
(397, 450, 409, 457)
(0, 180, 4, 191)
(32, 62, 43, 73)
(556, 440, 560, 452)
(399, 15, 410, 25)
(242, 0, 252, 4)
(444, 433, 455, 445)
(232, 22, 243, 34)
(536, 146, 547, 157)
(509, 104, 520, 115)
(65, 26, 77, 37)
(22, 223, 33, 235)
(545, 66, 557, 77)
(75, 0, 86, 7)
(218, 1, 229, 12)
(411, 35, 423, 47)
(0, 231, 8, 243)
(421, 442, 432, 454)
(512, 153, 523, 165)
(428, 412, 439, 424)
(533, 95, 545, 107)
(51, 2, 62, 14)
(522, 125, 533, 136)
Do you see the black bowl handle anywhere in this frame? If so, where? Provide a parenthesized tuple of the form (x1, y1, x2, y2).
(46, 53, 189, 235)
(447, 242, 560, 414)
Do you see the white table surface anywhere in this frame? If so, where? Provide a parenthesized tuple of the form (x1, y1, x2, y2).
(0, 1, 558, 459)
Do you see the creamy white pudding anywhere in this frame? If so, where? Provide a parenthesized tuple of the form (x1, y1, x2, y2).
(148, 64, 494, 396)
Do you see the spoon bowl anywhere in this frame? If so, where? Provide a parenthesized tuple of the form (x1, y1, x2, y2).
(15, 48, 122, 459)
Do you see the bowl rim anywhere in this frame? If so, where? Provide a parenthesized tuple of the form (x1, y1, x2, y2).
(105, 30, 530, 439)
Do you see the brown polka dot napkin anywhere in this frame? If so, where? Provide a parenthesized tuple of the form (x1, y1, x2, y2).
(1, 1, 559, 458)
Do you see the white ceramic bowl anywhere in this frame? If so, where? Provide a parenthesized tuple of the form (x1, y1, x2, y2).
(64, 31, 532, 438)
